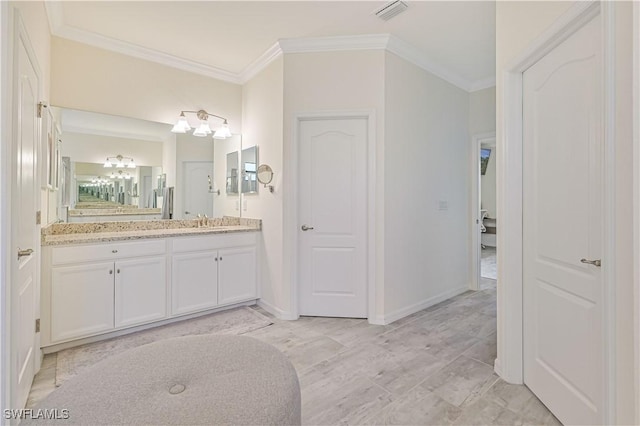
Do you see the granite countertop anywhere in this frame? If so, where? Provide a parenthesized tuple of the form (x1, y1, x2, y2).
(41, 217, 261, 246)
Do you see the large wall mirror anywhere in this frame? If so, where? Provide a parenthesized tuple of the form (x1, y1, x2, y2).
(52, 107, 242, 222)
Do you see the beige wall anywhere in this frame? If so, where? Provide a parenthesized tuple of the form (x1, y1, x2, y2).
(384, 51, 470, 318)
(61, 132, 163, 166)
(496, 2, 636, 422)
(241, 57, 284, 314)
(612, 3, 635, 422)
(284, 50, 386, 319)
(469, 86, 496, 136)
(50, 37, 242, 130)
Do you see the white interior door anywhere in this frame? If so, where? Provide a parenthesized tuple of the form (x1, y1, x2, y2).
(298, 118, 367, 318)
(523, 15, 603, 425)
(183, 161, 213, 219)
(12, 25, 40, 410)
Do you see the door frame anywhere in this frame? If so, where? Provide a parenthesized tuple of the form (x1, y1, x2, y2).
(286, 110, 377, 322)
(0, 0, 11, 415)
(633, 2, 640, 423)
(469, 132, 496, 291)
(498, 1, 615, 423)
(2, 8, 42, 412)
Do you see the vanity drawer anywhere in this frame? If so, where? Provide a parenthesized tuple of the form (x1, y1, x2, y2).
(51, 240, 167, 265)
(172, 232, 257, 253)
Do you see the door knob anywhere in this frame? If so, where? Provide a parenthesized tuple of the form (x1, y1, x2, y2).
(17, 248, 34, 259)
(301, 225, 314, 231)
(580, 258, 601, 267)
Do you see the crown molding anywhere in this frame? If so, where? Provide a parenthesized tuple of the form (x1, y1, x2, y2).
(44, 3, 492, 93)
(385, 35, 473, 91)
(239, 42, 283, 83)
(45, 2, 241, 85)
(469, 76, 496, 92)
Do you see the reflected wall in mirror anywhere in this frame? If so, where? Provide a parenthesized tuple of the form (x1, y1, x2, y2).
(226, 151, 239, 195)
(241, 146, 258, 194)
(212, 135, 241, 217)
(53, 106, 170, 222)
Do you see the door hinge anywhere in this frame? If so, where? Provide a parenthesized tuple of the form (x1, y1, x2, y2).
(37, 102, 47, 118)
(36, 210, 41, 225)
(35, 318, 40, 333)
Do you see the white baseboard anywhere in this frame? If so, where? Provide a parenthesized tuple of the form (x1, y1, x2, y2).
(381, 285, 468, 325)
(494, 358, 503, 377)
(257, 299, 298, 321)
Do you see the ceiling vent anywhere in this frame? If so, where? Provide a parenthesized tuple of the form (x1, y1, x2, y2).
(374, 1, 408, 21)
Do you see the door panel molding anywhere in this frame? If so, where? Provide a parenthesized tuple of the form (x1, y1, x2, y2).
(286, 110, 377, 322)
(499, 1, 615, 424)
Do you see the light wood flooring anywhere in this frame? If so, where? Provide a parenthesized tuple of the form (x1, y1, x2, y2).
(28, 279, 560, 425)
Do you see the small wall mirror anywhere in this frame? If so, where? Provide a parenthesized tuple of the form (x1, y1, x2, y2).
(257, 164, 274, 193)
(226, 151, 239, 194)
(241, 146, 258, 194)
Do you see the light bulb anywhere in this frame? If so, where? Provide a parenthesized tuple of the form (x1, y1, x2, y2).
(193, 120, 212, 137)
(213, 120, 232, 139)
(103, 159, 112, 168)
(171, 113, 191, 133)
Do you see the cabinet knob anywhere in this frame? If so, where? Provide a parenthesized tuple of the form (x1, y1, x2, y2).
(109, 270, 113, 275)
(214, 257, 218, 261)
(219, 257, 222, 261)
(117, 269, 120, 274)
(112, 250, 118, 253)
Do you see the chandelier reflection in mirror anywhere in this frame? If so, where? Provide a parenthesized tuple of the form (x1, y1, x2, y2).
(171, 110, 232, 139)
(103, 154, 136, 169)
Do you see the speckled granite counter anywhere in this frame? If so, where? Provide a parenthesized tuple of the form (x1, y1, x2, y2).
(42, 217, 261, 246)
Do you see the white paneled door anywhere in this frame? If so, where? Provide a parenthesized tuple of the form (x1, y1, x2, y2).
(298, 118, 367, 318)
(12, 22, 40, 410)
(523, 15, 603, 425)
(183, 161, 214, 219)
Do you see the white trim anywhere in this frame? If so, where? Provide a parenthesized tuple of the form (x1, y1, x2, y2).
(287, 110, 377, 323)
(470, 132, 496, 292)
(601, 3, 616, 422)
(380, 285, 468, 325)
(385, 35, 474, 91)
(9, 9, 42, 412)
(633, 1, 640, 423)
(256, 299, 297, 321)
(43, 2, 493, 93)
(469, 78, 496, 93)
(239, 42, 283, 83)
(499, 2, 615, 424)
(0, 0, 12, 417)
(44, 2, 241, 85)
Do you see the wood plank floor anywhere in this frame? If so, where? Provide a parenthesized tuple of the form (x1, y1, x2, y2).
(27, 279, 560, 425)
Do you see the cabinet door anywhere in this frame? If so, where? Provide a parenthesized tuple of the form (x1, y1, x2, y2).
(218, 246, 257, 305)
(51, 262, 114, 342)
(115, 256, 167, 328)
(171, 252, 218, 315)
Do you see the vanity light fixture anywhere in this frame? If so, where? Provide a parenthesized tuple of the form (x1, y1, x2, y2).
(110, 170, 132, 180)
(103, 154, 136, 169)
(171, 110, 232, 139)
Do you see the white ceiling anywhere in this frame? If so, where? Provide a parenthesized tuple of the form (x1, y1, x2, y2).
(47, 1, 496, 91)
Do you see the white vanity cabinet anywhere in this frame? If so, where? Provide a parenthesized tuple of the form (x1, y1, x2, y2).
(51, 262, 115, 342)
(171, 233, 258, 316)
(41, 231, 259, 349)
(44, 240, 168, 345)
